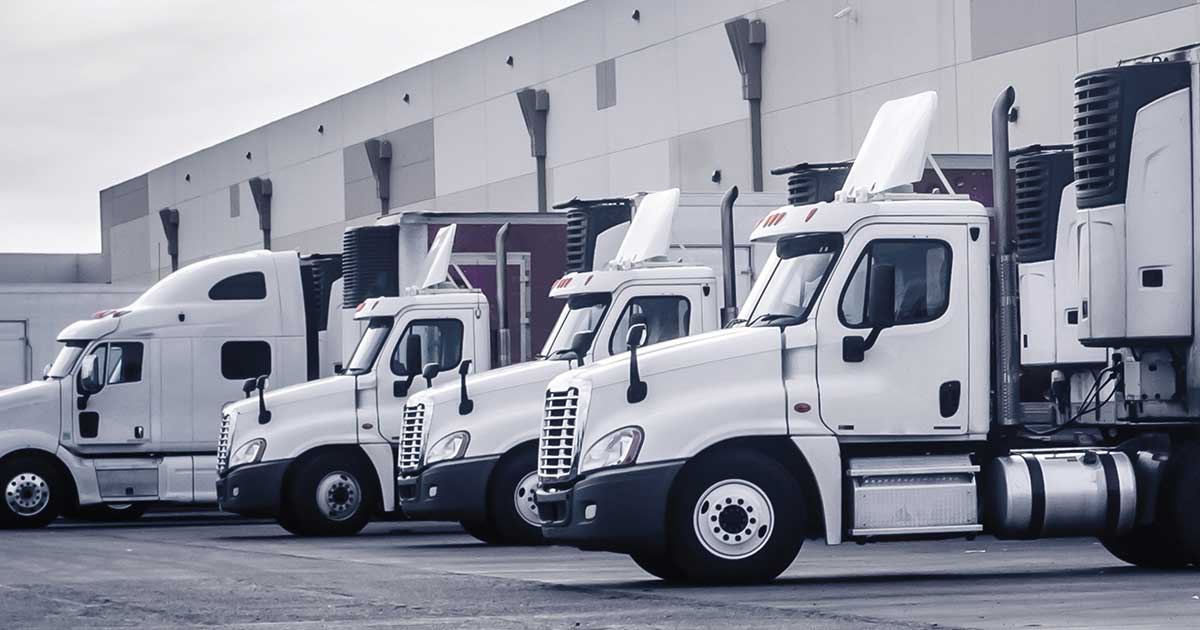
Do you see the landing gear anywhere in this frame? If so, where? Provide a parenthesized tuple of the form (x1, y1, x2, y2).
(283, 452, 375, 536)
(0, 456, 63, 529)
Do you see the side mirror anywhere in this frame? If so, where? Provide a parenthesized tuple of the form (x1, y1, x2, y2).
(421, 362, 440, 387)
(866, 263, 897, 329)
(255, 375, 271, 424)
(333, 363, 344, 375)
(78, 355, 103, 395)
(405, 334, 423, 376)
(242, 378, 257, 399)
(626, 323, 648, 349)
(567, 331, 594, 365)
(458, 359, 474, 415)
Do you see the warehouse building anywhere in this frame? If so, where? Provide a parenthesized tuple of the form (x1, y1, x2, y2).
(97, 0, 1200, 285)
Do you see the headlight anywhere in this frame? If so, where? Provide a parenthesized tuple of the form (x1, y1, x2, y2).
(579, 426, 643, 473)
(229, 438, 266, 469)
(425, 431, 470, 465)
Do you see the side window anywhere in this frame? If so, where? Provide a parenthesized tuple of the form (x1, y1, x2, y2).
(221, 341, 272, 380)
(209, 272, 267, 300)
(840, 239, 951, 328)
(390, 320, 464, 376)
(106, 342, 144, 384)
(609, 296, 691, 354)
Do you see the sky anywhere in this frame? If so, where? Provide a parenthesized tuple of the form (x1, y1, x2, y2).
(0, 0, 581, 253)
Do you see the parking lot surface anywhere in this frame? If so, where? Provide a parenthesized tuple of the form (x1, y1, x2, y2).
(1, 510, 1196, 629)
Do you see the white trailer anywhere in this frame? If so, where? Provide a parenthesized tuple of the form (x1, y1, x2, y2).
(536, 60, 1200, 584)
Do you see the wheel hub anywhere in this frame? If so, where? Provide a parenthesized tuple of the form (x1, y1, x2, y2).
(5, 472, 50, 517)
(693, 479, 774, 560)
(315, 472, 361, 522)
(513, 471, 541, 527)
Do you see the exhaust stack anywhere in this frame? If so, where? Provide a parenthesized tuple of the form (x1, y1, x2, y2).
(991, 86, 1022, 425)
(495, 223, 511, 367)
(719, 186, 739, 325)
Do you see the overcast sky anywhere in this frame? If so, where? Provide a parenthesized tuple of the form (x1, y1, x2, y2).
(0, 0, 580, 253)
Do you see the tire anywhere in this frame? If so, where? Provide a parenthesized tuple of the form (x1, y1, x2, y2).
(1167, 441, 1200, 566)
(284, 452, 376, 536)
(487, 448, 544, 545)
(0, 455, 65, 529)
(460, 518, 500, 544)
(630, 552, 687, 582)
(276, 505, 305, 536)
(666, 449, 806, 584)
(73, 502, 150, 522)
(1101, 526, 1191, 569)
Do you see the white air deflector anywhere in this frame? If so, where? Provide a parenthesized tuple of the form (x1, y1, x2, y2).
(847, 455, 982, 537)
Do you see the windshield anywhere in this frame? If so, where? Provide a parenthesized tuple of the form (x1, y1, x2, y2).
(345, 318, 394, 375)
(744, 233, 842, 326)
(539, 293, 612, 360)
(46, 342, 87, 379)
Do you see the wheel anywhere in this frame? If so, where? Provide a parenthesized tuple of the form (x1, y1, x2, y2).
(0, 456, 64, 529)
(1167, 441, 1200, 566)
(460, 518, 499, 544)
(487, 448, 544, 545)
(73, 502, 150, 522)
(1101, 525, 1190, 569)
(630, 552, 687, 582)
(276, 505, 305, 535)
(284, 452, 375, 536)
(666, 449, 805, 584)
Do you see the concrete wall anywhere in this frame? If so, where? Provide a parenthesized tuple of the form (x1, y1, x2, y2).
(0, 253, 111, 284)
(100, 0, 1200, 283)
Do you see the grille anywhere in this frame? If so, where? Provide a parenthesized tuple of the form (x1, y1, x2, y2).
(1072, 72, 1120, 201)
(216, 413, 234, 474)
(539, 387, 580, 481)
(398, 404, 427, 473)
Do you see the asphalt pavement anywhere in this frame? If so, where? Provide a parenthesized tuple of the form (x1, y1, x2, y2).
(1, 509, 1196, 629)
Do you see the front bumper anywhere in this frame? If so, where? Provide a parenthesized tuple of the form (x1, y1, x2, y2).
(216, 458, 291, 517)
(537, 460, 685, 553)
(396, 455, 501, 522)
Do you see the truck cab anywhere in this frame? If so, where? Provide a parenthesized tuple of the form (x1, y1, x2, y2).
(0, 249, 340, 528)
(394, 188, 779, 544)
(217, 225, 495, 536)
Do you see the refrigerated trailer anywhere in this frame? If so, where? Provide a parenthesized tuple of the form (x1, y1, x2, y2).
(536, 66, 1200, 584)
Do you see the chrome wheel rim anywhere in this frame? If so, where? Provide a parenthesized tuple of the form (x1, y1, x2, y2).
(315, 471, 361, 522)
(5, 472, 50, 517)
(693, 479, 774, 560)
(513, 471, 541, 527)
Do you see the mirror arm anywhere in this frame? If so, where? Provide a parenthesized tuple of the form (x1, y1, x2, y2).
(458, 370, 473, 415)
(861, 326, 885, 352)
(626, 344, 647, 404)
(77, 394, 90, 411)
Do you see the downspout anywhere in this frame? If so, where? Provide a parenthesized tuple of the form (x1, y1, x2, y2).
(991, 86, 1022, 425)
(158, 207, 180, 272)
(725, 18, 766, 192)
(364, 139, 393, 214)
(719, 185, 740, 325)
(517, 88, 550, 211)
(249, 177, 272, 250)
(495, 223, 511, 367)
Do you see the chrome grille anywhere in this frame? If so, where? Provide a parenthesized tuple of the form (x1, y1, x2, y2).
(398, 403, 426, 473)
(539, 387, 580, 481)
(216, 413, 234, 474)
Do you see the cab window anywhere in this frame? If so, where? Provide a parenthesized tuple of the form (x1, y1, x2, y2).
(391, 320, 464, 375)
(609, 296, 691, 354)
(81, 342, 144, 387)
(209, 272, 267, 300)
(840, 239, 951, 328)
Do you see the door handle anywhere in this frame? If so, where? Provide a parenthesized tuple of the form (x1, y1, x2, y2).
(939, 381, 961, 418)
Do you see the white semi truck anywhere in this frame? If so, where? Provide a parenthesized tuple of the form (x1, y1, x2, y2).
(536, 56, 1200, 584)
(0, 249, 343, 528)
(394, 189, 832, 544)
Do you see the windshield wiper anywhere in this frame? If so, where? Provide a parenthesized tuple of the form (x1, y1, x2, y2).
(724, 317, 747, 328)
(748, 313, 800, 327)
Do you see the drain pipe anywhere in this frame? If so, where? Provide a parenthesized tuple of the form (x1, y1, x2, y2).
(158, 207, 180, 272)
(495, 223, 511, 367)
(719, 186, 740, 326)
(991, 86, 1022, 425)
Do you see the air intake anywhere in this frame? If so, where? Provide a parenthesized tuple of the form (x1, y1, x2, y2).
(1072, 62, 1189, 209)
(342, 225, 399, 308)
(769, 162, 851, 206)
(1012, 146, 1073, 263)
(300, 253, 342, 381)
(555, 198, 634, 273)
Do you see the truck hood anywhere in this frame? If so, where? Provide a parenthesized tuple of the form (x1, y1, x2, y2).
(559, 326, 785, 390)
(0, 380, 61, 429)
(225, 374, 355, 419)
(413, 359, 570, 408)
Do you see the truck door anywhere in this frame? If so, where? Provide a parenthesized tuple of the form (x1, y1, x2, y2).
(814, 224, 970, 435)
(600, 284, 705, 360)
(75, 341, 152, 448)
(371, 311, 475, 443)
